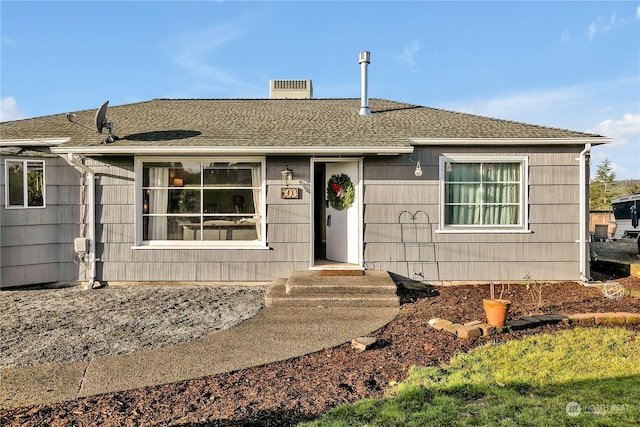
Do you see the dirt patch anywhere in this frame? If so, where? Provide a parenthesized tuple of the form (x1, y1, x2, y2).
(0, 285, 268, 369)
(2, 276, 639, 426)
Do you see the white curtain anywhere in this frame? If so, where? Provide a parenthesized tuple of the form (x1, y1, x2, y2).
(482, 163, 519, 225)
(148, 168, 169, 239)
(446, 163, 519, 226)
(447, 163, 481, 225)
(251, 165, 262, 240)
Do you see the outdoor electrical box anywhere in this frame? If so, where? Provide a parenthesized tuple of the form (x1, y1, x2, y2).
(74, 237, 88, 254)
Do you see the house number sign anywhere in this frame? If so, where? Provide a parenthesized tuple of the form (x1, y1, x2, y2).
(281, 187, 299, 199)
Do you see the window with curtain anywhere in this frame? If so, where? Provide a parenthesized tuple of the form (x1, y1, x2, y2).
(441, 158, 525, 229)
(140, 159, 264, 245)
(5, 159, 45, 209)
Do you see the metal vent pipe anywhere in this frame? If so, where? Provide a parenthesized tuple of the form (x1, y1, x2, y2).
(359, 51, 371, 116)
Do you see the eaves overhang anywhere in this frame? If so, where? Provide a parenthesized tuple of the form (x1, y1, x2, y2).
(49, 145, 414, 156)
(0, 138, 71, 147)
(409, 137, 613, 146)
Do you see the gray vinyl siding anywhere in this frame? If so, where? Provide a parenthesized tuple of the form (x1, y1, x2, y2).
(1, 156, 81, 288)
(21, 145, 586, 286)
(363, 145, 584, 282)
(90, 156, 311, 283)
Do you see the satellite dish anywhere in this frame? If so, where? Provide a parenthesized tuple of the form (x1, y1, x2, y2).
(66, 100, 118, 144)
(95, 101, 109, 133)
(95, 100, 117, 143)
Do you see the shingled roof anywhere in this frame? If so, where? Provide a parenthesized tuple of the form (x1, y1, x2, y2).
(0, 98, 609, 154)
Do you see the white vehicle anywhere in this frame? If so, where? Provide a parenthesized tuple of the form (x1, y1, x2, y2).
(611, 193, 640, 253)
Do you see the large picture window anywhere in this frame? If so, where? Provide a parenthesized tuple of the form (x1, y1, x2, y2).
(137, 158, 264, 246)
(5, 159, 45, 209)
(440, 156, 527, 231)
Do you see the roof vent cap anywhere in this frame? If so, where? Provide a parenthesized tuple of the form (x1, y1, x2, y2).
(270, 80, 313, 99)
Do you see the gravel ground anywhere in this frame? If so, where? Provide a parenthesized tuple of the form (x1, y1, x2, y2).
(0, 284, 268, 369)
(591, 238, 639, 263)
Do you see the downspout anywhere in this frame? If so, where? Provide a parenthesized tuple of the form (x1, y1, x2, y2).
(61, 153, 97, 290)
(578, 143, 591, 282)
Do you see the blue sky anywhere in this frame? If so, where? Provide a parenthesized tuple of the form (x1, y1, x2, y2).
(1, 1, 639, 179)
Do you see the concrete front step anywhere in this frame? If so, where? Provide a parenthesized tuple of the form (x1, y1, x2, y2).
(265, 281, 400, 308)
(264, 270, 400, 308)
(285, 270, 397, 296)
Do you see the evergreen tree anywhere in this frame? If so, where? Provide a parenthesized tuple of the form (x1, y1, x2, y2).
(590, 158, 622, 210)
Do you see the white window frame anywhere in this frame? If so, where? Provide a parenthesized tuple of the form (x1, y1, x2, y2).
(4, 159, 46, 209)
(438, 155, 530, 234)
(133, 156, 267, 249)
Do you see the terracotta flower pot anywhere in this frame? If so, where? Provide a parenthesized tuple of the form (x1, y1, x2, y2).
(483, 298, 512, 327)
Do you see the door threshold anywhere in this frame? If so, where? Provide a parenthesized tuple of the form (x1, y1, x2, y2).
(310, 260, 363, 270)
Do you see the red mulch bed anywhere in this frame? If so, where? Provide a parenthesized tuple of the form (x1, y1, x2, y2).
(2, 276, 640, 427)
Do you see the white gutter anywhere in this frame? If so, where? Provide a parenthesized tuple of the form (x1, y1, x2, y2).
(61, 153, 97, 290)
(50, 146, 414, 156)
(578, 143, 591, 282)
(410, 137, 613, 146)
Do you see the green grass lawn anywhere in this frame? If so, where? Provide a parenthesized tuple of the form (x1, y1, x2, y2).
(302, 327, 640, 426)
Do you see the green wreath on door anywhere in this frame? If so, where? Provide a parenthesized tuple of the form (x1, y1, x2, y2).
(327, 173, 355, 211)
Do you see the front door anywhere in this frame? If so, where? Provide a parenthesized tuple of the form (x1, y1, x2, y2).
(324, 161, 360, 264)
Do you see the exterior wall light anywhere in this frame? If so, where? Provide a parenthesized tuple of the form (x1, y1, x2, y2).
(414, 161, 423, 177)
(281, 166, 293, 186)
(409, 155, 423, 177)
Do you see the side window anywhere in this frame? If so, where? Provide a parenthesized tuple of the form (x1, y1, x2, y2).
(5, 160, 45, 208)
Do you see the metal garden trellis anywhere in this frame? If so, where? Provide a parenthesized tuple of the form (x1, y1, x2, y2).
(397, 210, 440, 282)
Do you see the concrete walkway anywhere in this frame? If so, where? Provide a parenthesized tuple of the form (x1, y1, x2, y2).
(0, 306, 399, 409)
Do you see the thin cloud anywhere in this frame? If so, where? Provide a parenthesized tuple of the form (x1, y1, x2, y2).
(395, 41, 420, 67)
(448, 86, 584, 120)
(164, 18, 262, 98)
(0, 97, 25, 122)
(590, 113, 640, 179)
(447, 78, 638, 124)
(587, 22, 597, 40)
(587, 11, 627, 40)
(169, 23, 244, 79)
(1, 36, 15, 45)
(591, 113, 640, 148)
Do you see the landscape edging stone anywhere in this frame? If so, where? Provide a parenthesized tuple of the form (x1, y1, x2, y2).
(428, 312, 640, 339)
